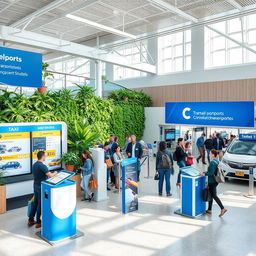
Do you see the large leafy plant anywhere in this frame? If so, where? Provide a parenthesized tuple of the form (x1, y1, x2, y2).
(61, 152, 81, 167)
(108, 89, 152, 107)
(67, 118, 100, 153)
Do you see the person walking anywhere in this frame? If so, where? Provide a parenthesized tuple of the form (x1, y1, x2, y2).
(204, 135, 214, 164)
(175, 138, 187, 187)
(202, 149, 227, 217)
(28, 151, 56, 228)
(113, 146, 123, 189)
(80, 150, 94, 201)
(213, 133, 225, 161)
(156, 141, 173, 196)
(126, 135, 143, 181)
(196, 133, 206, 164)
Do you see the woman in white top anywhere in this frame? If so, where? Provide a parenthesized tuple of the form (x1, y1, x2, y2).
(113, 146, 123, 189)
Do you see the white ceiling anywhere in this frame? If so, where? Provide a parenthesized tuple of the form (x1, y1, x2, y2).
(0, 0, 256, 51)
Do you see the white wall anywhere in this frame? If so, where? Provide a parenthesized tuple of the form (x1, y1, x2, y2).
(143, 107, 165, 145)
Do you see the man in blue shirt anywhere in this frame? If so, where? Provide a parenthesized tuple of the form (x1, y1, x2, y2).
(28, 151, 56, 228)
(196, 133, 206, 165)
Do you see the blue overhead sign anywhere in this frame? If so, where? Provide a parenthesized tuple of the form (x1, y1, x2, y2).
(239, 134, 256, 140)
(165, 101, 255, 128)
(0, 47, 42, 88)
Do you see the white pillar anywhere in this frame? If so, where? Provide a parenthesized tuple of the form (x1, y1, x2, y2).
(95, 60, 102, 97)
(191, 25, 204, 71)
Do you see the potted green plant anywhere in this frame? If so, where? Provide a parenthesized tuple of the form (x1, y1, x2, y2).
(0, 171, 6, 214)
(38, 62, 54, 94)
(61, 152, 81, 172)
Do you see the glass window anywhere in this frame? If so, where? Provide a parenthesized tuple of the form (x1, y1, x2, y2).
(113, 41, 148, 80)
(205, 13, 256, 68)
(158, 30, 191, 74)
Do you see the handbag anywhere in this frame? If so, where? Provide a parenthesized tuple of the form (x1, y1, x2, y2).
(186, 157, 193, 166)
(202, 186, 212, 202)
(105, 158, 113, 168)
(89, 174, 98, 190)
(154, 172, 159, 180)
(27, 196, 35, 217)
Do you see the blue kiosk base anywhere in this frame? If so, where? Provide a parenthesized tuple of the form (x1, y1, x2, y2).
(174, 166, 206, 218)
(36, 230, 84, 246)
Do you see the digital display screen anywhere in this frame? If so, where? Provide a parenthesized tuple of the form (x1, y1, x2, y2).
(165, 132, 175, 140)
(0, 124, 62, 178)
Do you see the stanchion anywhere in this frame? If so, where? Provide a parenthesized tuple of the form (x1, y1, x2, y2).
(244, 167, 256, 199)
(144, 155, 152, 179)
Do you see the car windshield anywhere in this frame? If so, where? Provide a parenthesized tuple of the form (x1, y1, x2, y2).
(228, 140, 256, 156)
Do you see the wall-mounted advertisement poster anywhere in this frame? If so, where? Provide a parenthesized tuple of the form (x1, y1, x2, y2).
(32, 128, 62, 171)
(0, 123, 64, 178)
(0, 130, 31, 177)
(122, 158, 139, 214)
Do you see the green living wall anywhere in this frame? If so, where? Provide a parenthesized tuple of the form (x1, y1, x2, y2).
(0, 87, 151, 147)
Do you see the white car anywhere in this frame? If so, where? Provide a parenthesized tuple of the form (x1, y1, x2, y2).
(221, 139, 256, 180)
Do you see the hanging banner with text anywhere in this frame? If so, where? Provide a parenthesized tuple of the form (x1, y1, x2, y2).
(165, 101, 255, 128)
(0, 46, 42, 88)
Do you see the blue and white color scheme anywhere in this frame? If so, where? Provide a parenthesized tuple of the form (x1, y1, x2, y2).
(239, 134, 256, 140)
(180, 166, 206, 217)
(0, 46, 42, 88)
(41, 179, 76, 242)
(122, 157, 138, 214)
(165, 101, 255, 128)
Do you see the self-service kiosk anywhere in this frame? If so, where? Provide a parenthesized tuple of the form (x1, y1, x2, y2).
(39, 170, 82, 244)
(175, 166, 206, 218)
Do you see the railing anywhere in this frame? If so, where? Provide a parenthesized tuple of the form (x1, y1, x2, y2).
(0, 70, 130, 95)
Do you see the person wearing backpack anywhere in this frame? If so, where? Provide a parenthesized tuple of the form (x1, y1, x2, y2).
(203, 149, 227, 217)
(155, 141, 173, 197)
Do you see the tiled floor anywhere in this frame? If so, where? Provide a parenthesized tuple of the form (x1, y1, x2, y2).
(0, 160, 256, 256)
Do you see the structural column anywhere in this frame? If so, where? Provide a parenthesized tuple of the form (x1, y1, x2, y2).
(191, 25, 204, 72)
(95, 60, 102, 98)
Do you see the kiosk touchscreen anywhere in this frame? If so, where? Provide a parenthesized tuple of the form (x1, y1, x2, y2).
(45, 170, 75, 185)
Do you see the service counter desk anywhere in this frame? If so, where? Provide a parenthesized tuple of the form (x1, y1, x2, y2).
(175, 166, 206, 218)
(37, 171, 83, 245)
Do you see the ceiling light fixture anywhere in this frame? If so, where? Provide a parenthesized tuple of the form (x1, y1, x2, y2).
(66, 14, 137, 39)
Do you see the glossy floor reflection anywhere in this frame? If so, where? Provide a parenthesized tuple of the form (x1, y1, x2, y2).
(0, 160, 256, 256)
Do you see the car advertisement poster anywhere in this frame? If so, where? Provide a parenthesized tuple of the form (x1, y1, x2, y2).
(32, 130, 61, 171)
(0, 131, 31, 177)
(122, 158, 139, 214)
(0, 123, 63, 178)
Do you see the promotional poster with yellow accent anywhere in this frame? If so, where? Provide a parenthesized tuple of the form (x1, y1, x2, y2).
(0, 132, 31, 177)
(32, 130, 61, 171)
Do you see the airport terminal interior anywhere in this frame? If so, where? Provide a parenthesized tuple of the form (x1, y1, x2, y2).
(0, 0, 256, 256)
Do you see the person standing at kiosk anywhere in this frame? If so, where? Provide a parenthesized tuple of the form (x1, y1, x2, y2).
(28, 151, 56, 228)
(175, 138, 187, 187)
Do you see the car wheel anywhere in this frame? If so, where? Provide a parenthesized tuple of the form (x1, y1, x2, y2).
(2, 167, 5, 170)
